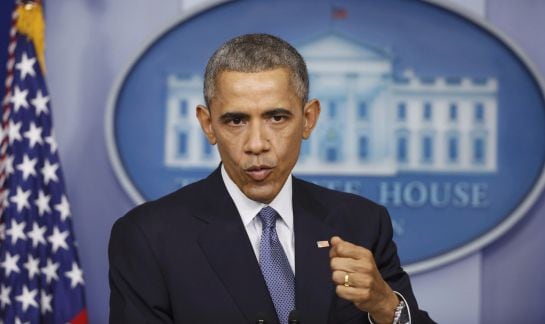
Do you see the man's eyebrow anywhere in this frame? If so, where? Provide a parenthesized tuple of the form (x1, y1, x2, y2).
(262, 108, 293, 117)
(218, 112, 249, 122)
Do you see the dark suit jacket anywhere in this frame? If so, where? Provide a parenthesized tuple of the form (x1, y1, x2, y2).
(109, 168, 434, 323)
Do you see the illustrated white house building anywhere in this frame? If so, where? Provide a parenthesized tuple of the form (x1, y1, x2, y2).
(164, 33, 498, 175)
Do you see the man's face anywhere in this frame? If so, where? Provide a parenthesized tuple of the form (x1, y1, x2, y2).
(197, 68, 320, 203)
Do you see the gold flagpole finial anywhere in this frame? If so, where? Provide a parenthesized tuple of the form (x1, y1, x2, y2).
(16, 0, 46, 73)
(23, 0, 37, 10)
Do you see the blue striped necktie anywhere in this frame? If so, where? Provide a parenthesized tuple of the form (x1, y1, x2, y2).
(258, 206, 295, 324)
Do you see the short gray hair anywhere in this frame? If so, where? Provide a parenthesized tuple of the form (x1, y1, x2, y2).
(203, 33, 309, 108)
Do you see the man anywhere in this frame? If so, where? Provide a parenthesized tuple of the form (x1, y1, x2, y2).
(109, 34, 434, 324)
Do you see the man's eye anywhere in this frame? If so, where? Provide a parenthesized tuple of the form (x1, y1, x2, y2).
(229, 118, 243, 125)
(272, 115, 286, 122)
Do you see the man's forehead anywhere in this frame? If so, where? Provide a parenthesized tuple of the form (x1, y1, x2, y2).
(207, 68, 302, 111)
(214, 69, 293, 96)
(216, 67, 292, 81)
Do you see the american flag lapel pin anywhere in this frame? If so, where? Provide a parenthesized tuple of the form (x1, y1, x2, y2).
(316, 240, 330, 248)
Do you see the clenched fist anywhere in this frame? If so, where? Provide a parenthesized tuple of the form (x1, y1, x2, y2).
(329, 236, 400, 324)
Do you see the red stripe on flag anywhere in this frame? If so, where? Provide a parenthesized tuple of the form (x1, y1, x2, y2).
(70, 309, 89, 324)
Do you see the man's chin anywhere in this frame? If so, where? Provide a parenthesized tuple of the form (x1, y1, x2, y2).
(242, 185, 277, 204)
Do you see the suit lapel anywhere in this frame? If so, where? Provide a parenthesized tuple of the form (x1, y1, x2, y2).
(197, 169, 277, 323)
(293, 179, 336, 324)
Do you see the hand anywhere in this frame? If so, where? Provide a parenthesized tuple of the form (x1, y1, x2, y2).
(329, 236, 399, 324)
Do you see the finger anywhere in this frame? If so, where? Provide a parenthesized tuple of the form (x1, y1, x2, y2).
(330, 236, 355, 258)
(330, 256, 355, 272)
(330, 238, 372, 260)
(329, 236, 342, 258)
(332, 270, 372, 288)
(331, 270, 348, 287)
(331, 236, 343, 245)
(330, 256, 375, 274)
(335, 285, 371, 304)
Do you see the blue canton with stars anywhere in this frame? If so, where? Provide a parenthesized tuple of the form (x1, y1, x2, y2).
(0, 32, 87, 323)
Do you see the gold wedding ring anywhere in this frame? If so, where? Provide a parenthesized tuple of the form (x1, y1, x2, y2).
(344, 273, 350, 287)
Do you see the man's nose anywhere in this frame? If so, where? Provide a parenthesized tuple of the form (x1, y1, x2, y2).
(244, 121, 270, 154)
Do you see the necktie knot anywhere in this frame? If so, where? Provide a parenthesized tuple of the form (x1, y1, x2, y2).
(258, 206, 278, 229)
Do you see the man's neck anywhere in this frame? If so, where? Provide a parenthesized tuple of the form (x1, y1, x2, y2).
(220, 164, 293, 227)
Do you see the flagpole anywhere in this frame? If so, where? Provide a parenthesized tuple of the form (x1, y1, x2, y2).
(0, 4, 19, 223)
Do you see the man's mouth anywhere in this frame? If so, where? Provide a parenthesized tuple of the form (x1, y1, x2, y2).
(244, 166, 273, 181)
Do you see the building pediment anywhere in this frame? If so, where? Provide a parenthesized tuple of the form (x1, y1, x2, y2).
(298, 33, 389, 61)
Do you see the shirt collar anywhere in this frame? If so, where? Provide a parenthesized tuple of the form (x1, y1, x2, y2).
(221, 164, 293, 229)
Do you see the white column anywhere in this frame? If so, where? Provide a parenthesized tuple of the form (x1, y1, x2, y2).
(345, 76, 357, 165)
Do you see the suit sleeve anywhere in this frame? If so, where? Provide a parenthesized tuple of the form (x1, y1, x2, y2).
(373, 206, 436, 324)
(108, 214, 173, 324)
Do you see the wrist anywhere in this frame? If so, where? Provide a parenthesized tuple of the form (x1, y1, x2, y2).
(369, 292, 399, 324)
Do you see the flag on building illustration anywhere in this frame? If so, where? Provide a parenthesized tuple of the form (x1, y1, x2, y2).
(0, 1, 88, 323)
(331, 6, 348, 20)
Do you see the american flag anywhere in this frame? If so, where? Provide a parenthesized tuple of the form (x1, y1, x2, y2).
(0, 1, 88, 323)
(331, 6, 348, 20)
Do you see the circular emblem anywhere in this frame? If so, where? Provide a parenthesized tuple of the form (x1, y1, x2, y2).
(106, 0, 545, 273)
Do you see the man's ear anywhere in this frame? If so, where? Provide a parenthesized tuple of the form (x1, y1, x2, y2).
(302, 99, 321, 139)
(196, 105, 217, 145)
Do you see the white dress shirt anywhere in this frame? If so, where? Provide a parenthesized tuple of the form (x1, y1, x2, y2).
(221, 165, 295, 273)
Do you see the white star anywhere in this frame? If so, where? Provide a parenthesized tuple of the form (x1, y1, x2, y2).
(16, 154, 37, 180)
(45, 135, 57, 153)
(6, 219, 26, 245)
(54, 195, 71, 221)
(5, 155, 14, 175)
(31, 90, 49, 115)
(23, 255, 40, 279)
(41, 160, 59, 185)
(15, 285, 38, 312)
(15, 52, 36, 80)
(0, 252, 20, 276)
(9, 86, 29, 112)
(0, 189, 9, 209)
(23, 122, 43, 148)
(0, 284, 11, 308)
(34, 190, 51, 216)
(27, 222, 47, 248)
(15, 318, 30, 324)
(41, 258, 59, 284)
(40, 290, 52, 314)
(48, 227, 69, 253)
(65, 262, 85, 288)
(8, 120, 22, 144)
(10, 186, 31, 212)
